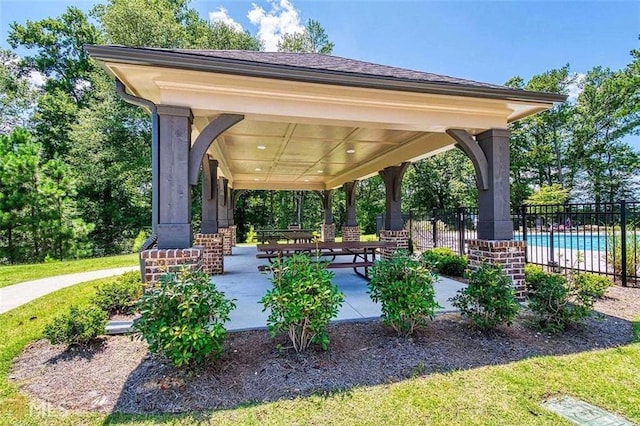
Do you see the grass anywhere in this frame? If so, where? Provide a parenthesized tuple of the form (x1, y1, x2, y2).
(0, 254, 138, 288)
(0, 282, 638, 425)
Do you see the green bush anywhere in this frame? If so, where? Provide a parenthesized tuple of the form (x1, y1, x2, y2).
(606, 234, 639, 278)
(246, 225, 257, 243)
(420, 247, 455, 269)
(43, 305, 107, 346)
(91, 271, 143, 315)
(450, 263, 520, 331)
(368, 250, 440, 337)
(260, 254, 344, 352)
(132, 270, 236, 366)
(131, 230, 147, 252)
(420, 248, 467, 277)
(525, 267, 609, 332)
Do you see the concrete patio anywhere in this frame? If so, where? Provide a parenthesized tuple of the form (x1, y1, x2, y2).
(215, 245, 466, 331)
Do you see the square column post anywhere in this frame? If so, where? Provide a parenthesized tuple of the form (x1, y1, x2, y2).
(342, 181, 360, 242)
(217, 177, 232, 255)
(476, 129, 513, 240)
(379, 163, 410, 259)
(201, 157, 218, 234)
(156, 105, 193, 249)
(318, 189, 335, 242)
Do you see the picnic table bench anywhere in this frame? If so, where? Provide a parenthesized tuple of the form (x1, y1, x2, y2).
(255, 240, 396, 279)
(254, 229, 315, 244)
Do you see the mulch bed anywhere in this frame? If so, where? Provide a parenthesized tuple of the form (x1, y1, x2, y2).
(9, 286, 639, 414)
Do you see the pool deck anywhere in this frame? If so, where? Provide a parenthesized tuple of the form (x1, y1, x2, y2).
(215, 245, 466, 331)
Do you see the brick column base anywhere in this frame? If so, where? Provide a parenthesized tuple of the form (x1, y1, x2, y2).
(467, 239, 526, 300)
(320, 223, 335, 242)
(219, 227, 233, 255)
(341, 226, 360, 242)
(229, 225, 237, 247)
(141, 247, 204, 285)
(194, 233, 224, 275)
(379, 229, 410, 259)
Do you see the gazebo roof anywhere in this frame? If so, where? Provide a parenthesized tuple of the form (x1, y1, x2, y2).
(86, 45, 565, 191)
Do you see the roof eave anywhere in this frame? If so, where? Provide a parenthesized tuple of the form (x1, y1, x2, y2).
(84, 45, 568, 104)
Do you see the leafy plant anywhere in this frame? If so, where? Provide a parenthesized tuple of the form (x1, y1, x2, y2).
(43, 305, 107, 346)
(91, 271, 143, 315)
(606, 233, 639, 279)
(450, 263, 520, 330)
(132, 270, 236, 366)
(368, 250, 440, 336)
(420, 248, 467, 277)
(525, 266, 610, 332)
(260, 254, 344, 352)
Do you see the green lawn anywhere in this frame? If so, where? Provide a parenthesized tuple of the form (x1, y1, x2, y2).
(1, 280, 638, 425)
(0, 254, 138, 288)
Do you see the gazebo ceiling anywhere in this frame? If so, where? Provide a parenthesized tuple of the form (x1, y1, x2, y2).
(86, 45, 565, 191)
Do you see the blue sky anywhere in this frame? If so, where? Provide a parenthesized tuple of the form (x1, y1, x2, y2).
(1, 0, 639, 147)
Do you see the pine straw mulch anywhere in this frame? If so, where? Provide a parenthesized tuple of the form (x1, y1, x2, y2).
(9, 285, 639, 414)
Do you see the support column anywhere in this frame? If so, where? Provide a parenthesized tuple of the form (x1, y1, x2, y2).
(379, 163, 410, 259)
(476, 129, 513, 240)
(194, 233, 224, 275)
(317, 190, 335, 242)
(141, 247, 204, 285)
(201, 157, 218, 234)
(467, 240, 526, 300)
(155, 105, 193, 249)
(342, 181, 360, 242)
(217, 177, 232, 255)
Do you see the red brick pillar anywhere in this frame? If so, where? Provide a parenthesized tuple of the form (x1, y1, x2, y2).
(379, 229, 409, 260)
(320, 223, 335, 242)
(341, 226, 360, 242)
(229, 225, 237, 247)
(467, 239, 526, 300)
(219, 227, 233, 255)
(140, 247, 204, 286)
(194, 233, 224, 275)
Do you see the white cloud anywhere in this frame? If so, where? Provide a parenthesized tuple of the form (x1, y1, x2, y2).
(247, 0, 304, 51)
(27, 70, 46, 88)
(565, 72, 586, 103)
(209, 7, 244, 32)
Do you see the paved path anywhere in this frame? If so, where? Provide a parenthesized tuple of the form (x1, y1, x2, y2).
(0, 267, 138, 314)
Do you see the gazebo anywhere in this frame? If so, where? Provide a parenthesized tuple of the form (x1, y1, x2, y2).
(85, 45, 565, 296)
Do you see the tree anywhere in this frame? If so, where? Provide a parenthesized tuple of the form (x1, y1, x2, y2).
(525, 184, 570, 205)
(569, 65, 640, 203)
(0, 50, 38, 134)
(278, 19, 334, 54)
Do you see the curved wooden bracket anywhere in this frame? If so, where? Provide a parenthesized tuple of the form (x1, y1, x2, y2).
(188, 114, 244, 186)
(446, 129, 489, 191)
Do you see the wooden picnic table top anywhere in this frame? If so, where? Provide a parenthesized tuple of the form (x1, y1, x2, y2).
(256, 240, 395, 253)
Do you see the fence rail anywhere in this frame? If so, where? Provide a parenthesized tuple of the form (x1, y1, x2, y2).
(401, 201, 640, 287)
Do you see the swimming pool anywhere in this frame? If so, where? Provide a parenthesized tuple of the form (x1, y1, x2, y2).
(514, 233, 613, 251)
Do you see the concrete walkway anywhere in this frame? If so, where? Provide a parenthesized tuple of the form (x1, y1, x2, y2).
(0, 266, 138, 314)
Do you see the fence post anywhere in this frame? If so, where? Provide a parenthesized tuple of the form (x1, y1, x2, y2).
(431, 208, 437, 248)
(621, 200, 627, 287)
(521, 204, 528, 264)
(457, 207, 465, 256)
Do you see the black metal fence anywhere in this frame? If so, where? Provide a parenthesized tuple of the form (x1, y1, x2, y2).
(402, 201, 640, 287)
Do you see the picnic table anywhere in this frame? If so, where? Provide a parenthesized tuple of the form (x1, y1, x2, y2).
(254, 229, 315, 243)
(255, 240, 396, 279)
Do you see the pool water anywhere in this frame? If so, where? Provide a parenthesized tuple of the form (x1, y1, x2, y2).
(514, 233, 612, 251)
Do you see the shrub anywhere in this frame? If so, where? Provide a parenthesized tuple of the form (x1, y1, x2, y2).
(420, 247, 455, 269)
(260, 254, 344, 352)
(525, 268, 609, 332)
(43, 305, 107, 346)
(368, 250, 440, 337)
(132, 270, 236, 366)
(450, 263, 520, 330)
(246, 225, 257, 243)
(420, 248, 467, 277)
(606, 233, 639, 279)
(132, 230, 147, 252)
(91, 271, 143, 315)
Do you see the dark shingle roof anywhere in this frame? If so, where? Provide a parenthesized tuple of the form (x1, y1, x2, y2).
(84, 45, 567, 103)
(172, 49, 506, 90)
